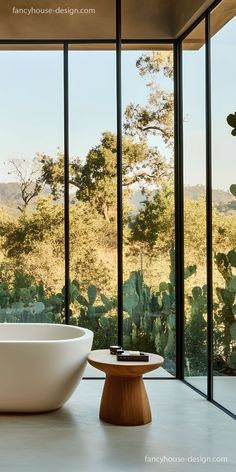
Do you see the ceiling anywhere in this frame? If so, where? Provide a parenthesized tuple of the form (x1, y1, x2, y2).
(0, 0, 235, 49)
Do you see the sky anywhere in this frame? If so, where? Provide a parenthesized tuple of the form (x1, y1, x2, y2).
(0, 48, 171, 184)
(0, 15, 235, 190)
(183, 16, 236, 191)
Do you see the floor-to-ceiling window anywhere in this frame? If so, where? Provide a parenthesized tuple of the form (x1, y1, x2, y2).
(68, 47, 118, 349)
(181, 0, 236, 417)
(122, 46, 175, 376)
(182, 21, 208, 393)
(0, 46, 64, 323)
(0, 0, 235, 417)
(211, 1, 236, 414)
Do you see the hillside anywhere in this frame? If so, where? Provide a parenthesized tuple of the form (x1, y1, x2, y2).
(0, 182, 51, 215)
(184, 184, 232, 204)
(0, 182, 235, 215)
(131, 185, 236, 215)
(184, 185, 236, 213)
(0, 182, 22, 208)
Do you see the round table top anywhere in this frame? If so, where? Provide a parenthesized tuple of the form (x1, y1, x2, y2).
(88, 349, 164, 377)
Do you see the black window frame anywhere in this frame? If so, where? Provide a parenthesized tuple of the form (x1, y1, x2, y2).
(0, 0, 234, 419)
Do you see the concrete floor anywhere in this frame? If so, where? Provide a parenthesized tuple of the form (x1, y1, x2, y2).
(0, 372, 235, 472)
(184, 376, 236, 415)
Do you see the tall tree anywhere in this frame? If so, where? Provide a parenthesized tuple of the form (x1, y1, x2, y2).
(130, 182, 174, 250)
(124, 51, 175, 251)
(124, 51, 174, 146)
(40, 132, 170, 222)
(8, 156, 44, 213)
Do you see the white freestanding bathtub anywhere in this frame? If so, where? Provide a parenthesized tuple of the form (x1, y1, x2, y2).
(0, 323, 93, 413)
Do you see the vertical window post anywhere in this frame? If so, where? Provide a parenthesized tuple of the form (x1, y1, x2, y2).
(174, 40, 184, 380)
(64, 42, 70, 325)
(205, 14, 213, 401)
(116, 0, 123, 346)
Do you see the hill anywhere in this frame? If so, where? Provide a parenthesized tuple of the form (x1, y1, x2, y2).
(0, 182, 235, 215)
(184, 185, 236, 213)
(131, 185, 236, 215)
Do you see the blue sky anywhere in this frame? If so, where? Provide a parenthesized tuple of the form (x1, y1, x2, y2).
(0, 15, 235, 191)
(183, 16, 236, 190)
(0, 48, 172, 183)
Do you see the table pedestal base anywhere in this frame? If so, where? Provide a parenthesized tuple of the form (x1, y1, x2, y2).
(99, 374, 152, 426)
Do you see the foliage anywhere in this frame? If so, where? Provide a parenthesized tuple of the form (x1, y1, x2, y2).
(227, 112, 236, 137)
(40, 132, 170, 223)
(124, 52, 174, 145)
(8, 157, 44, 213)
(130, 182, 174, 250)
(136, 52, 173, 79)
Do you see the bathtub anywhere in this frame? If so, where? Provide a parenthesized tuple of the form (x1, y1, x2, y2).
(0, 323, 93, 413)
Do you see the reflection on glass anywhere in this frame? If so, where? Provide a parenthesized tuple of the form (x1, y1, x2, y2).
(68, 49, 117, 349)
(211, 3, 236, 413)
(0, 48, 64, 323)
(122, 47, 175, 376)
(183, 21, 207, 393)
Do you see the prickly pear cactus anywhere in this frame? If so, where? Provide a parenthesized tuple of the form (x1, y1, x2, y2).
(123, 270, 156, 350)
(0, 271, 64, 323)
(215, 250, 236, 369)
(74, 280, 116, 347)
(185, 285, 207, 375)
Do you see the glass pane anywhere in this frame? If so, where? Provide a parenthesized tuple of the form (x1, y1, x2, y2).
(183, 20, 207, 393)
(122, 46, 175, 377)
(68, 48, 117, 353)
(0, 47, 64, 323)
(211, 2, 236, 414)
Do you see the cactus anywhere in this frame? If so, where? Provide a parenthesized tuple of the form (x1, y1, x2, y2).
(123, 271, 152, 328)
(1, 263, 222, 377)
(122, 245, 197, 374)
(123, 270, 157, 351)
(153, 249, 196, 367)
(76, 283, 113, 319)
(152, 280, 176, 363)
(74, 281, 116, 346)
(185, 285, 207, 375)
(0, 270, 65, 323)
(0, 272, 116, 347)
(214, 250, 236, 369)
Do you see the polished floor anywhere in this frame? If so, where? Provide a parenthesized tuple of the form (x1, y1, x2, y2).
(0, 369, 235, 472)
(186, 376, 236, 414)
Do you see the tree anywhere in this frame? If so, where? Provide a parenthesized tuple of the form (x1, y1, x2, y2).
(123, 51, 175, 253)
(130, 182, 174, 251)
(0, 50, 177, 305)
(40, 152, 65, 199)
(40, 132, 170, 222)
(8, 156, 44, 213)
(124, 51, 174, 146)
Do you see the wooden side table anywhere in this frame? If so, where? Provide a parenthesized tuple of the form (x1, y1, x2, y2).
(88, 349, 164, 426)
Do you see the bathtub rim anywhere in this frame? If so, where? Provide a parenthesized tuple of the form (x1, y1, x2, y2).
(0, 323, 94, 344)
